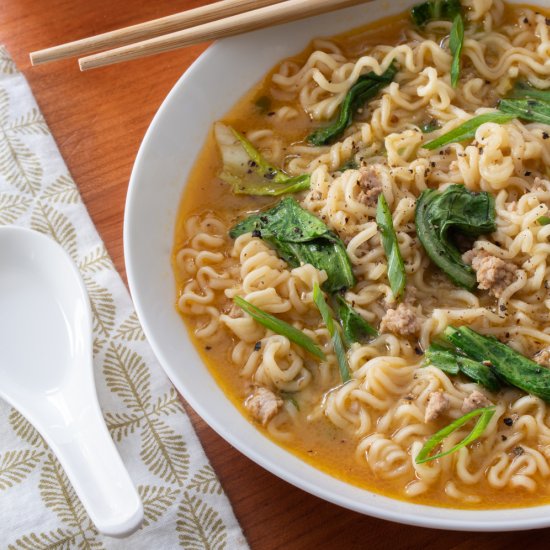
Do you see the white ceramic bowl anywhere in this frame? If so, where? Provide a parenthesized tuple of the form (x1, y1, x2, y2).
(125, 0, 550, 531)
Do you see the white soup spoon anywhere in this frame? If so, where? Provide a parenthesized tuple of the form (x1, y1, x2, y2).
(0, 226, 143, 537)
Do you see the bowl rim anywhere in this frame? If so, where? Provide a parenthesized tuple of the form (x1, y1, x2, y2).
(124, 0, 550, 532)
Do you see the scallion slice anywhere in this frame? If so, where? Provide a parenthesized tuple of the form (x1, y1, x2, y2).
(450, 14, 464, 88)
(313, 283, 351, 383)
(538, 216, 550, 226)
(415, 406, 496, 464)
(376, 194, 406, 300)
(498, 98, 550, 125)
(233, 296, 325, 360)
(423, 113, 515, 150)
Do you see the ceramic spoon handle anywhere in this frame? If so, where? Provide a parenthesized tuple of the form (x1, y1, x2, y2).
(31, 391, 144, 537)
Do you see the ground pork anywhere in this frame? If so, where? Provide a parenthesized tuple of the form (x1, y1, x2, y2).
(462, 390, 493, 414)
(533, 348, 550, 367)
(424, 391, 450, 423)
(380, 302, 421, 336)
(357, 166, 383, 206)
(463, 249, 517, 298)
(245, 387, 282, 426)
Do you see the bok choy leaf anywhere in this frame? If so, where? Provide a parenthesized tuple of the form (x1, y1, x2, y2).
(233, 296, 325, 360)
(376, 194, 406, 300)
(313, 283, 351, 383)
(308, 63, 397, 146)
(215, 123, 310, 196)
(508, 81, 550, 102)
(230, 198, 356, 293)
(444, 325, 550, 402)
(415, 185, 496, 289)
(416, 406, 496, 464)
(411, 0, 462, 26)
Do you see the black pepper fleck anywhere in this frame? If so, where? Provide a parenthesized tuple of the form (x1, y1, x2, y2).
(503, 417, 514, 426)
(254, 341, 262, 351)
(512, 446, 524, 457)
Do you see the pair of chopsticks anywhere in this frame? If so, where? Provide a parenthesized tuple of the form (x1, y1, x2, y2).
(30, 0, 369, 71)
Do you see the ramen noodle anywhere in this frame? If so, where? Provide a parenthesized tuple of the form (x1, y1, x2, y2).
(173, 0, 550, 508)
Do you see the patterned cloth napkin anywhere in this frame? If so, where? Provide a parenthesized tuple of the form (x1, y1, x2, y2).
(0, 46, 248, 549)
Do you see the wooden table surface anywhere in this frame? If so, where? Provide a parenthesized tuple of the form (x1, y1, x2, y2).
(1, 1, 548, 548)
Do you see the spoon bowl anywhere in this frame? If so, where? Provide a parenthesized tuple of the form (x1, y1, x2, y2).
(0, 226, 143, 537)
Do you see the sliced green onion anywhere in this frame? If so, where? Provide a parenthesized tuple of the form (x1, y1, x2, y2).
(415, 406, 496, 464)
(313, 283, 351, 383)
(234, 296, 325, 360)
(423, 113, 515, 150)
(508, 81, 550, 102)
(538, 216, 550, 226)
(424, 344, 460, 375)
(376, 194, 406, 300)
(498, 98, 550, 125)
(450, 14, 464, 88)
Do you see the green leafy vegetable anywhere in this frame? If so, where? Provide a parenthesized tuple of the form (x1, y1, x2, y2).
(457, 354, 501, 392)
(425, 344, 501, 391)
(498, 98, 550, 125)
(538, 216, 550, 226)
(508, 81, 550, 102)
(450, 14, 464, 88)
(411, 0, 462, 26)
(423, 113, 515, 149)
(215, 123, 310, 196)
(336, 295, 378, 344)
(424, 344, 460, 375)
(376, 194, 406, 300)
(420, 119, 440, 133)
(233, 296, 325, 360)
(415, 185, 496, 289)
(337, 158, 359, 172)
(281, 392, 300, 410)
(416, 406, 496, 464)
(308, 63, 397, 146)
(445, 325, 550, 402)
(230, 197, 356, 293)
(255, 95, 271, 114)
(313, 283, 351, 383)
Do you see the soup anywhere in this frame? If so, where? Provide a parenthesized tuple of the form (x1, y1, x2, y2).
(173, 0, 550, 508)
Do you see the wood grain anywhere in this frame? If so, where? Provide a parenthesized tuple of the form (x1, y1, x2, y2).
(78, 0, 370, 70)
(0, 1, 547, 548)
(31, 0, 285, 65)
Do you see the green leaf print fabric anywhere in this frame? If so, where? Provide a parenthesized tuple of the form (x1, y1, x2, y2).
(0, 45, 248, 550)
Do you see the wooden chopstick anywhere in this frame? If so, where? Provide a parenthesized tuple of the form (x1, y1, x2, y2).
(79, 0, 369, 71)
(30, 0, 286, 66)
